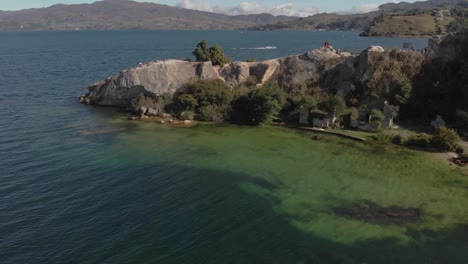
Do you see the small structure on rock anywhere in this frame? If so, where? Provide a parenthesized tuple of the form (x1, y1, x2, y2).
(312, 111, 336, 129)
(431, 115, 446, 128)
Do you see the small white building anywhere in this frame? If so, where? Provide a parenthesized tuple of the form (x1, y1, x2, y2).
(312, 112, 336, 129)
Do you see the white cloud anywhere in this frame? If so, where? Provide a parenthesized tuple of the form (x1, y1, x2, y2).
(176, 0, 214, 12)
(339, 1, 401, 14)
(347, 4, 381, 14)
(176, 1, 319, 17)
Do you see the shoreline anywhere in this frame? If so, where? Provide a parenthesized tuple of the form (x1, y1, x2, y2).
(125, 115, 467, 170)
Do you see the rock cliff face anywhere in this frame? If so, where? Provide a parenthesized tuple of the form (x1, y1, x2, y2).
(83, 47, 383, 107)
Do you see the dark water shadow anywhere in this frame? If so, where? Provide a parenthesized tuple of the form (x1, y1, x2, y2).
(2, 163, 468, 264)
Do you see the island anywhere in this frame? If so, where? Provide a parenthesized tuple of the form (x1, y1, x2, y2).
(81, 31, 468, 165)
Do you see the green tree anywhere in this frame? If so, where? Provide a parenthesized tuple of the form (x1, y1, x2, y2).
(286, 85, 318, 111)
(130, 93, 147, 112)
(322, 95, 347, 116)
(192, 40, 211, 62)
(247, 92, 282, 125)
(209, 44, 232, 66)
(192, 40, 232, 66)
(245, 83, 287, 125)
(130, 93, 168, 114)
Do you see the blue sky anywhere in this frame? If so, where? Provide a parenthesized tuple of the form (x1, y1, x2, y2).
(0, 0, 412, 15)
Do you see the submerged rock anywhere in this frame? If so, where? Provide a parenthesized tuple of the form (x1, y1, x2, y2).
(334, 201, 421, 225)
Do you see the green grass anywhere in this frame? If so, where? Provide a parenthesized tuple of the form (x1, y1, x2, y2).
(370, 14, 437, 37)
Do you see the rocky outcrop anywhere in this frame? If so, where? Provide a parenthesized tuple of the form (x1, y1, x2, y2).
(82, 46, 387, 107)
(323, 45, 385, 96)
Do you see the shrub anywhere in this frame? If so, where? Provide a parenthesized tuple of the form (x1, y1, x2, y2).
(247, 92, 282, 125)
(130, 93, 167, 114)
(370, 109, 385, 122)
(391, 135, 403, 144)
(130, 93, 148, 112)
(177, 79, 233, 108)
(176, 94, 198, 111)
(173, 79, 235, 121)
(455, 145, 465, 154)
(198, 105, 225, 122)
(244, 75, 257, 88)
(406, 133, 432, 148)
(246, 57, 256, 62)
(368, 134, 394, 143)
(179, 111, 195, 120)
(431, 127, 461, 152)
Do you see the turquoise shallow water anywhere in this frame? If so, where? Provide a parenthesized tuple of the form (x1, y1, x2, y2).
(1, 31, 467, 263)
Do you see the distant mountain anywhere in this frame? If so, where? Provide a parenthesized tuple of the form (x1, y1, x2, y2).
(379, 0, 466, 12)
(0, 0, 298, 31)
(247, 12, 378, 31)
(248, 0, 468, 32)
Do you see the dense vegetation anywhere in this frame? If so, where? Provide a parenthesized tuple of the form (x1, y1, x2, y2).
(408, 29, 468, 123)
(130, 32, 468, 152)
(446, 8, 468, 33)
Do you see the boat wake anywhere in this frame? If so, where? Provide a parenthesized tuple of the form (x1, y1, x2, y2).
(235, 46, 277, 50)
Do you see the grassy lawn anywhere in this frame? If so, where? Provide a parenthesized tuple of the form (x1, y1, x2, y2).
(371, 14, 437, 37)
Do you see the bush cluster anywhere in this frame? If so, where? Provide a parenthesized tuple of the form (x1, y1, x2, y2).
(406, 133, 432, 148)
(431, 127, 461, 152)
(404, 128, 461, 152)
(174, 79, 233, 122)
(130, 93, 172, 114)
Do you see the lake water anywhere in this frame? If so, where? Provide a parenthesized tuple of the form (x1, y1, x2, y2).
(1, 30, 467, 264)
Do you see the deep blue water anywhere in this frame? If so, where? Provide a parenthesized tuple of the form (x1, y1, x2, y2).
(0, 31, 447, 264)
